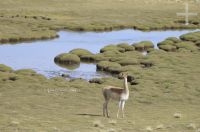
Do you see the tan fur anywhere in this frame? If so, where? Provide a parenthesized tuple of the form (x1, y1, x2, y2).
(102, 73, 129, 118)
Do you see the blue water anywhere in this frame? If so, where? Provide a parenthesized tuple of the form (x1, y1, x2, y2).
(0, 29, 198, 79)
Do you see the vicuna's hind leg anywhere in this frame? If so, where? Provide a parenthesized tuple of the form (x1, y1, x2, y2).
(103, 89, 110, 118)
(103, 100, 109, 117)
(103, 102, 106, 117)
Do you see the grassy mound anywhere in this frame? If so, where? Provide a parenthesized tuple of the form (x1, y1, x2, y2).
(100, 45, 125, 53)
(180, 31, 200, 42)
(175, 41, 198, 52)
(158, 44, 177, 52)
(96, 61, 122, 74)
(158, 39, 175, 46)
(117, 43, 135, 51)
(54, 53, 80, 64)
(165, 37, 181, 43)
(133, 41, 154, 51)
(158, 33, 200, 52)
(14, 69, 37, 75)
(69, 48, 93, 57)
(116, 58, 138, 66)
(0, 64, 12, 72)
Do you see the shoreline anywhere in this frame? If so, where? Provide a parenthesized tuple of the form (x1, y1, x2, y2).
(0, 26, 199, 45)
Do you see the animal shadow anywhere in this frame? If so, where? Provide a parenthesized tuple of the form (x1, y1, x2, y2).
(76, 113, 102, 117)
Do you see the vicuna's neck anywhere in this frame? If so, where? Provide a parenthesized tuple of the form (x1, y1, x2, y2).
(123, 77, 129, 92)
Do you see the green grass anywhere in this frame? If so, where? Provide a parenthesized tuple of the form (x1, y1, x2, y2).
(1, 0, 200, 131)
(1, 31, 200, 131)
(100, 45, 125, 53)
(1, 0, 200, 43)
(69, 48, 93, 57)
(133, 41, 154, 51)
(54, 53, 81, 64)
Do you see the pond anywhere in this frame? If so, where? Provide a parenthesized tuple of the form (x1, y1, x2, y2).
(0, 29, 198, 80)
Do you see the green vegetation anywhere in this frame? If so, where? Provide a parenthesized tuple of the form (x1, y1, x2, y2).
(133, 41, 154, 51)
(14, 69, 37, 75)
(158, 32, 200, 52)
(166, 37, 181, 43)
(69, 48, 93, 57)
(1, 0, 200, 131)
(180, 31, 200, 42)
(0, 31, 200, 131)
(158, 44, 177, 51)
(1, 0, 200, 44)
(1, 36, 200, 131)
(97, 61, 122, 74)
(100, 45, 125, 53)
(54, 53, 80, 64)
(117, 43, 135, 51)
(0, 64, 13, 72)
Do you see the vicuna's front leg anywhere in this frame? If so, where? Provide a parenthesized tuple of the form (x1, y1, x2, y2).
(117, 100, 126, 118)
(117, 100, 122, 118)
(121, 101, 125, 118)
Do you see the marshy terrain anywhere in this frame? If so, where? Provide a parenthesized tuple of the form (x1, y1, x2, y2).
(0, 0, 200, 132)
(0, 0, 200, 43)
(0, 31, 200, 131)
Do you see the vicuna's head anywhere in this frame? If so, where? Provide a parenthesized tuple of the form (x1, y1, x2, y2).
(120, 73, 128, 79)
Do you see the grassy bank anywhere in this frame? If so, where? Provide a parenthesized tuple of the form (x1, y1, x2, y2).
(1, 0, 200, 43)
(1, 31, 200, 131)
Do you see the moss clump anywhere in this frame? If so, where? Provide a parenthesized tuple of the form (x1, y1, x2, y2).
(89, 78, 104, 84)
(0, 64, 13, 72)
(175, 42, 198, 52)
(158, 40, 175, 46)
(54, 53, 80, 64)
(158, 38, 180, 52)
(94, 54, 109, 62)
(100, 45, 125, 53)
(117, 43, 135, 51)
(80, 54, 96, 62)
(96, 61, 121, 73)
(133, 41, 154, 51)
(180, 31, 200, 42)
(117, 58, 138, 66)
(158, 34, 200, 52)
(140, 59, 155, 68)
(159, 45, 177, 52)
(103, 50, 122, 57)
(166, 37, 181, 43)
(14, 69, 37, 75)
(69, 48, 93, 57)
(107, 66, 123, 74)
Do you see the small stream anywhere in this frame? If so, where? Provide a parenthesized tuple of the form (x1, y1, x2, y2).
(0, 29, 198, 79)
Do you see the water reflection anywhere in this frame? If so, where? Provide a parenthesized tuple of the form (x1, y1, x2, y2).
(55, 62, 80, 70)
